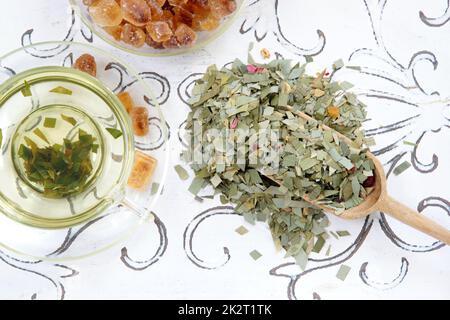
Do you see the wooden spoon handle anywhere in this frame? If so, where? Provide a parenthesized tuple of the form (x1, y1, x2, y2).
(378, 196, 450, 245)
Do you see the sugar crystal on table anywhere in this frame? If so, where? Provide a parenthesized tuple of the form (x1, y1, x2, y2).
(73, 54, 97, 77)
(128, 151, 157, 190)
(117, 92, 135, 113)
(130, 106, 149, 136)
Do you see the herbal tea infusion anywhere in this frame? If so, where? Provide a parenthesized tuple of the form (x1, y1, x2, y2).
(17, 124, 98, 198)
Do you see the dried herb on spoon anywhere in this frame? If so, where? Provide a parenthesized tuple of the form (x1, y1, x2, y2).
(182, 57, 375, 268)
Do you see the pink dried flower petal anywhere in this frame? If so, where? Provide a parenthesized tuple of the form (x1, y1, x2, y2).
(257, 67, 265, 73)
(246, 64, 265, 74)
(230, 117, 239, 129)
(247, 64, 258, 73)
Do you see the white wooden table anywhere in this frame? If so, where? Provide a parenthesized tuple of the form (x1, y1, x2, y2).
(0, 0, 449, 299)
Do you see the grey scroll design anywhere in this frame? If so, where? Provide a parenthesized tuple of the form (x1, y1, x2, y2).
(21, 9, 92, 59)
(345, 0, 450, 253)
(183, 206, 239, 270)
(419, 0, 450, 27)
(0, 249, 78, 300)
(340, 0, 449, 171)
(120, 213, 168, 271)
(269, 216, 373, 300)
(239, 0, 326, 57)
(359, 257, 409, 290)
(104, 62, 171, 152)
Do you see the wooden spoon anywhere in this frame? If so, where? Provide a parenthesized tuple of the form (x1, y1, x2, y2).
(269, 106, 450, 245)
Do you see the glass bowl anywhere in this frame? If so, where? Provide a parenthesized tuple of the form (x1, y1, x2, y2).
(69, 0, 244, 57)
(0, 41, 169, 260)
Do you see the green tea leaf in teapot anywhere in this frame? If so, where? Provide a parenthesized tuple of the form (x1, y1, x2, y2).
(49, 86, 73, 95)
(18, 129, 96, 198)
(61, 114, 77, 126)
(44, 117, 57, 128)
(106, 127, 123, 139)
(33, 128, 50, 144)
(21, 80, 32, 97)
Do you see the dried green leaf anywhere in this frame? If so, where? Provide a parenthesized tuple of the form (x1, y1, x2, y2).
(183, 56, 373, 269)
(235, 225, 249, 235)
(174, 165, 189, 181)
(294, 248, 308, 270)
(346, 65, 361, 71)
(393, 160, 411, 176)
(243, 211, 256, 225)
(249, 249, 262, 260)
(351, 177, 360, 197)
(333, 59, 344, 70)
(188, 177, 204, 196)
(364, 137, 376, 147)
(336, 230, 351, 237)
(151, 182, 160, 195)
(403, 140, 416, 146)
(312, 236, 325, 253)
(329, 231, 339, 239)
(336, 264, 351, 281)
(210, 174, 222, 187)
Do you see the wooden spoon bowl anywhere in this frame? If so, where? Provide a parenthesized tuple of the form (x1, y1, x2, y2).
(341, 151, 450, 245)
(339, 151, 384, 220)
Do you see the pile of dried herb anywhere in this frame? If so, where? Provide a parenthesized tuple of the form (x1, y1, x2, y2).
(19, 129, 97, 198)
(182, 57, 375, 268)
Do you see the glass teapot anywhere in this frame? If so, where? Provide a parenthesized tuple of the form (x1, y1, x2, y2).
(0, 41, 168, 259)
